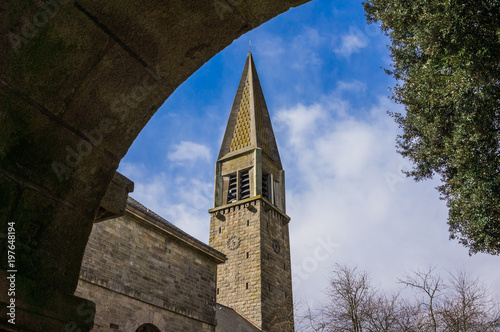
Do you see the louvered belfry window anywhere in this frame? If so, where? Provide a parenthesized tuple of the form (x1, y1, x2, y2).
(239, 171, 250, 200)
(226, 170, 251, 203)
(227, 174, 237, 203)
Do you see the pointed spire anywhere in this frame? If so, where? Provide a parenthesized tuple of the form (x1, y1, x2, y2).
(218, 52, 282, 169)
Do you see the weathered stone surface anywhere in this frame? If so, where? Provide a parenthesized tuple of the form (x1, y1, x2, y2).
(210, 199, 293, 330)
(0, 270, 95, 332)
(221, 152, 254, 174)
(210, 199, 264, 327)
(76, 199, 226, 331)
(95, 172, 134, 222)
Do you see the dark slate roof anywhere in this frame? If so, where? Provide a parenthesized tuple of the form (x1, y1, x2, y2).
(127, 196, 225, 259)
(215, 303, 262, 332)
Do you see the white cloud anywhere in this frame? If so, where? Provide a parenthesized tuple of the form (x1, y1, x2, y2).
(275, 96, 500, 308)
(254, 35, 285, 58)
(275, 103, 326, 147)
(118, 161, 148, 179)
(335, 80, 367, 94)
(290, 27, 324, 69)
(168, 141, 210, 163)
(334, 27, 369, 57)
(118, 162, 213, 243)
(297, 27, 324, 48)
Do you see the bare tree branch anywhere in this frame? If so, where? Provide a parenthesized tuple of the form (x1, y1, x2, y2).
(398, 266, 444, 332)
(299, 264, 500, 332)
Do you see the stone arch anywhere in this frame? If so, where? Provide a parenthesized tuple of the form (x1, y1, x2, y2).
(1, 1, 312, 331)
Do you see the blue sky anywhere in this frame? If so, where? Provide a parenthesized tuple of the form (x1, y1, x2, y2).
(119, 0, 500, 316)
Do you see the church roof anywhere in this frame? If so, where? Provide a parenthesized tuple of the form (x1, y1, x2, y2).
(218, 52, 282, 169)
(215, 303, 262, 332)
(126, 197, 226, 263)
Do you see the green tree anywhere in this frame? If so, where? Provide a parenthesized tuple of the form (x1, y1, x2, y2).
(363, 0, 500, 254)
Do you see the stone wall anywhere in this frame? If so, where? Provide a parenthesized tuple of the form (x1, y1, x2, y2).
(209, 198, 293, 330)
(75, 200, 225, 332)
(259, 201, 294, 331)
(210, 199, 263, 327)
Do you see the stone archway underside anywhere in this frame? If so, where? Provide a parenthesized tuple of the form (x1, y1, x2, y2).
(0, 0, 310, 330)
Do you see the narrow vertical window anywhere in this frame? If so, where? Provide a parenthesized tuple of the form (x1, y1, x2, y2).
(246, 283, 249, 289)
(262, 173, 269, 200)
(219, 227, 221, 234)
(262, 173, 274, 204)
(247, 220, 249, 226)
(227, 174, 237, 203)
(217, 288, 219, 295)
(246, 252, 249, 259)
(240, 171, 250, 199)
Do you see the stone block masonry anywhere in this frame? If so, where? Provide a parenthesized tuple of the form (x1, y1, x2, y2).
(210, 199, 264, 327)
(75, 198, 226, 332)
(210, 197, 294, 331)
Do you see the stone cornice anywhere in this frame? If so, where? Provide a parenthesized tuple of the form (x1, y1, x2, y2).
(217, 145, 255, 163)
(209, 195, 290, 223)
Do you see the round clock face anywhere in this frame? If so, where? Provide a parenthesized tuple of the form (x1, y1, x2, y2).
(227, 235, 241, 250)
(272, 239, 281, 254)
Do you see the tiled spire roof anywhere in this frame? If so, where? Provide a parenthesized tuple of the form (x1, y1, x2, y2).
(218, 52, 282, 169)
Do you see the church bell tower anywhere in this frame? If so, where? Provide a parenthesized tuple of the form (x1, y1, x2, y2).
(209, 52, 294, 331)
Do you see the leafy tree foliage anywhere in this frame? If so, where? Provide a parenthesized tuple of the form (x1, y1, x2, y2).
(363, 0, 500, 254)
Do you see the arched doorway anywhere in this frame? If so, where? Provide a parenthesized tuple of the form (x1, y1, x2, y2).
(136, 323, 161, 332)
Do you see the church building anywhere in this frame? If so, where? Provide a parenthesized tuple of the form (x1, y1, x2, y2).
(75, 52, 294, 332)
